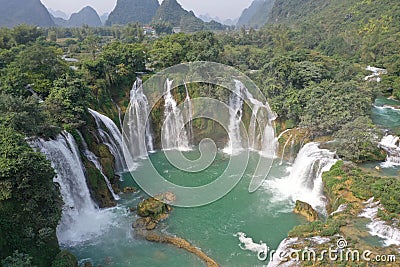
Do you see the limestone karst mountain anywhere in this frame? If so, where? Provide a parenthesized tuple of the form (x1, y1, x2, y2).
(0, 0, 54, 27)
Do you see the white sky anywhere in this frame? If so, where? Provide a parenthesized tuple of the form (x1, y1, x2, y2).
(40, 0, 254, 19)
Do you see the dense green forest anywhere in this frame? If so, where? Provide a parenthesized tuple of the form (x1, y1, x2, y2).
(0, 0, 399, 264)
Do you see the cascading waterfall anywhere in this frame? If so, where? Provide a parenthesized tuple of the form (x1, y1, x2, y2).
(223, 80, 245, 154)
(162, 79, 190, 150)
(247, 99, 262, 151)
(359, 197, 400, 246)
(77, 131, 120, 200)
(224, 80, 276, 157)
(280, 134, 292, 165)
(89, 108, 127, 172)
(379, 134, 400, 166)
(184, 82, 193, 145)
(266, 143, 337, 212)
(112, 99, 123, 130)
(289, 139, 296, 163)
(126, 78, 155, 158)
(31, 132, 99, 244)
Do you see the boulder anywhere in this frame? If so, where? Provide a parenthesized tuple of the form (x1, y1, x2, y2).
(137, 197, 170, 219)
(294, 200, 319, 222)
(123, 187, 138, 193)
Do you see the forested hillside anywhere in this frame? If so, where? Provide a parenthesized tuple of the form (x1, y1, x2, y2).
(153, 0, 225, 32)
(237, 0, 276, 28)
(106, 0, 160, 26)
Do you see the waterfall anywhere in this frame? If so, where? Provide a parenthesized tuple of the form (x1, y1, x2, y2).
(31, 131, 118, 245)
(88, 108, 127, 172)
(359, 197, 400, 246)
(31, 132, 99, 244)
(289, 139, 295, 163)
(184, 82, 193, 145)
(223, 80, 276, 157)
(77, 131, 120, 200)
(223, 80, 244, 154)
(112, 99, 123, 130)
(161, 79, 190, 150)
(248, 101, 262, 151)
(379, 134, 400, 167)
(126, 78, 155, 158)
(280, 135, 292, 165)
(267, 143, 337, 212)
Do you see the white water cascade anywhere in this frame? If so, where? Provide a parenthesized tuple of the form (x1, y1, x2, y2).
(162, 79, 190, 150)
(280, 135, 293, 165)
(223, 80, 245, 154)
(224, 80, 276, 157)
(77, 131, 120, 200)
(184, 82, 193, 145)
(89, 108, 127, 172)
(267, 143, 337, 212)
(31, 132, 99, 244)
(379, 134, 400, 167)
(126, 78, 155, 158)
(359, 197, 400, 246)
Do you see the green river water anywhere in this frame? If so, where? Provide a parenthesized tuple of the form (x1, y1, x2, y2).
(64, 96, 398, 266)
(66, 151, 303, 267)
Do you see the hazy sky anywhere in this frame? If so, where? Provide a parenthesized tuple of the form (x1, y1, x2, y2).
(40, 0, 254, 20)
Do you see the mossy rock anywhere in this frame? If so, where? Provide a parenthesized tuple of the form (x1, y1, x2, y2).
(83, 158, 116, 208)
(98, 144, 113, 158)
(51, 250, 78, 267)
(294, 200, 319, 222)
(137, 198, 170, 219)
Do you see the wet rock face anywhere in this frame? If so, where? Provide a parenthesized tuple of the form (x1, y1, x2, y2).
(294, 200, 320, 222)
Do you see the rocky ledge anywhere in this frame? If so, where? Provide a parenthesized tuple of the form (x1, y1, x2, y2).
(294, 200, 320, 222)
(132, 194, 219, 267)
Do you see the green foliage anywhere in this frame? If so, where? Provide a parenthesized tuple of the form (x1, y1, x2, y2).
(93, 41, 145, 89)
(0, 126, 62, 266)
(0, 93, 49, 137)
(1, 250, 34, 267)
(268, 0, 400, 67)
(0, 42, 68, 97)
(334, 116, 384, 162)
(323, 161, 400, 217)
(150, 32, 222, 69)
(152, 22, 173, 35)
(45, 76, 92, 130)
(300, 81, 373, 135)
(289, 217, 346, 238)
(51, 251, 78, 267)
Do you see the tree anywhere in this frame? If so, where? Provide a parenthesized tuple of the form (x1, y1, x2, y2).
(99, 41, 146, 87)
(152, 22, 173, 35)
(300, 81, 372, 135)
(0, 126, 62, 266)
(11, 24, 44, 45)
(334, 116, 384, 162)
(45, 76, 92, 130)
(0, 93, 55, 137)
(1, 43, 68, 97)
